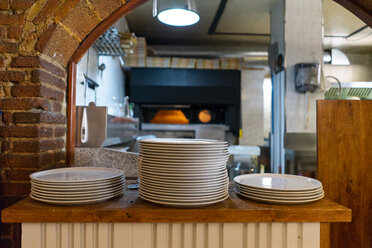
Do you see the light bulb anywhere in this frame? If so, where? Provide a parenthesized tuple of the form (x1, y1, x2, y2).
(157, 8, 200, 26)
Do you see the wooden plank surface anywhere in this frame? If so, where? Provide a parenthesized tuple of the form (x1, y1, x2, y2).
(1, 181, 350, 223)
(317, 100, 372, 248)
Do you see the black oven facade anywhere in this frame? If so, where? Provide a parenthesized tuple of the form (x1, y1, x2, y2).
(126, 67, 241, 136)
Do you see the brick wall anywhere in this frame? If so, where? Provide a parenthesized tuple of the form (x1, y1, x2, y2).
(0, 0, 131, 247)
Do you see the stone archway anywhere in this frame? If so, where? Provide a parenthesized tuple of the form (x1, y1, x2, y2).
(0, 0, 146, 246)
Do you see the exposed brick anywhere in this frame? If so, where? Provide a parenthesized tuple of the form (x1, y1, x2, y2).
(33, 0, 60, 25)
(10, 56, 39, 67)
(1, 140, 11, 153)
(89, 0, 122, 20)
(1, 111, 12, 124)
(0, 57, 5, 67)
(31, 69, 66, 90)
(11, 56, 66, 78)
(0, 42, 18, 53)
(54, 126, 66, 137)
(0, 154, 39, 168)
(0, 1, 9, 10)
(39, 59, 66, 78)
(39, 151, 54, 166)
(11, 0, 36, 10)
(12, 140, 39, 153)
(0, 126, 53, 138)
(0, 98, 52, 111)
(39, 24, 80, 67)
(0, 182, 31, 196)
(7, 26, 22, 40)
(52, 101, 63, 112)
(60, 1, 100, 40)
(0, 26, 6, 39)
(13, 111, 66, 124)
(40, 139, 64, 151)
(54, 150, 66, 162)
(35, 22, 57, 52)
(0, 71, 26, 83)
(11, 85, 64, 101)
(54, 0, 80, 22)
(0, 13, 24, 25)
(0, 152, 57, 169)
(4, 169, 37, 181)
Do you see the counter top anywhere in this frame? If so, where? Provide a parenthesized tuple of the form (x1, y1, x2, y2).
(2, 181, 351, 223)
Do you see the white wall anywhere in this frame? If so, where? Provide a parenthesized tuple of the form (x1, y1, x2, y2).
(239, 69, 266, 146)
(76, 48, 126, 116)
(284, 0, 324, 133)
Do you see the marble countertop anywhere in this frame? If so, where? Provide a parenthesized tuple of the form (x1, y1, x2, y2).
(74, 148, 139, 177)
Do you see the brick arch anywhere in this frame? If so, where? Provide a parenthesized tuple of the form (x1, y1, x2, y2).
(0, 0, 146, 246)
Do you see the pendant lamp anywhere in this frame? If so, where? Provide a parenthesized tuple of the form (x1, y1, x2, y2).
(153, 0, 200, 26)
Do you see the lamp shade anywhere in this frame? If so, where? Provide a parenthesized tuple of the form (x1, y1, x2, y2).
(154, 0, 200, 26)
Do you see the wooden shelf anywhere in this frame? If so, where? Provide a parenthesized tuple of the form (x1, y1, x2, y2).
(1, 181, 351, 224)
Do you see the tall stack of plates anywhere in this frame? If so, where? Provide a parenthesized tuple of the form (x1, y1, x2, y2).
(30, 167, 125, 205)
(234, 173, 324, 205)
(138, 138, 229, 207)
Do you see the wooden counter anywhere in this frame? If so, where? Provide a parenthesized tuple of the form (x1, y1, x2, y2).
(2, 184, 351, 224)
(1, 182, 351, 248)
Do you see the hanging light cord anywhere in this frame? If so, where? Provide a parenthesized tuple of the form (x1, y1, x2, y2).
(84, 49, 90, 106)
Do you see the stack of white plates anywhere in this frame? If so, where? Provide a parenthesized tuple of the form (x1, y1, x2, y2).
(234, 173, 324, 205)
(138, 138, 229, 207)
(30, 167, 125, 205)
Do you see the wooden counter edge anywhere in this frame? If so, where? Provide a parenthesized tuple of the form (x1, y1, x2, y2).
(1, 198, 351, 224)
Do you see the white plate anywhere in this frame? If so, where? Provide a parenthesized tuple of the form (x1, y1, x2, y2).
(140, 154, 229, 162)
(139, 168, 227, 178)
(31, 179, 124, 190)
(139, 146, 228, 153)
(234, 183, 323, 196)
(30, 167, 124, 183)
(140, 151, 229, 157)
(31, 184, 124, 196)
(235, 186, 324, 200)
(234, 174, 322, 192)
(140, 192, 229, 207)
(139, 173, 228, 183)
(30, 191, 123, 205)
(139, 163, 227, 172)
(140, 188, 227, 201)
(140, 181, 227, 193)
(140, 138, 227, 145)
(31, 188, 124, 200)
(140, 167, 227, 176)
(235, 189, 324, 205)
(31, 175, 124, 186)
(140, 157, 228, 165)
(139, 160, 227, 169)
(140, 177, 228, 188)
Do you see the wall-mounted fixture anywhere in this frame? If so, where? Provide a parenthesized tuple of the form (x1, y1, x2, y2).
(294, 63, 320, 93)
(153, 0, 200, 26)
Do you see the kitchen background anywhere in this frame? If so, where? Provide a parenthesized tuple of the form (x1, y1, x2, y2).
(74, 0, 372, 179)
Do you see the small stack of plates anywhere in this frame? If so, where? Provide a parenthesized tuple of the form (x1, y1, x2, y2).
(234, 173, 324, 205)
(30, 167, 125, 205)
(138, 138, 229, 207)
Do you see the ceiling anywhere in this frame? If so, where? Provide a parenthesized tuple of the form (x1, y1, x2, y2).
(124, 0, 372, 57)
(125, 0, 272, 57)
(323, 0, 372, 53)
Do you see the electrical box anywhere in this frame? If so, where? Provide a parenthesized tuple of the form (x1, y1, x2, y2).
(295, 63, 320, 93)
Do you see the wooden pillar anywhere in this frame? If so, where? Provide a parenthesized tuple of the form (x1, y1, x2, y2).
(317, 100, 372, 248)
